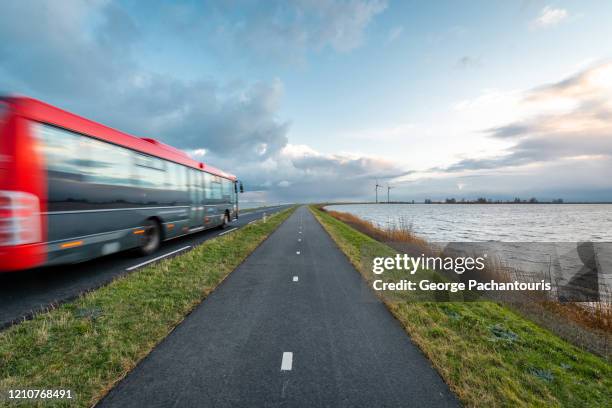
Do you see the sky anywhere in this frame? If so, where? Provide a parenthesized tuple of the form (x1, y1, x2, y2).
(1, 0, 612, 203)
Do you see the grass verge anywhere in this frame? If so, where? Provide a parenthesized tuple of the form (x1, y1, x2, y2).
(0, 207, 295, 407)
(310, 205, 611, 408)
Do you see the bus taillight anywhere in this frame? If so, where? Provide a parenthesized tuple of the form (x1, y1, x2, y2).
(0, 191, 42, 246)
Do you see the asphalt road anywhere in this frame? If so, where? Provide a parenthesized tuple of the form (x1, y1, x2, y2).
(99, 206, 460, 408)
(0, 205, 290, 329)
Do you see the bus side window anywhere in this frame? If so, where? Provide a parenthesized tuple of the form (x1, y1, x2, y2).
(86, 138, 136, 188)
(198, 171, 205, 205)
(203, 172, 212, 203)
(134, 154, 166, 189)
(167, 162, 187, 205)
(211, 176, 222, 202)
(34, 124, 89, 211)
(221, 179, 232, 202)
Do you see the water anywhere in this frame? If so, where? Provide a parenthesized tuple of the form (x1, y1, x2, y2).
(325, 204, 612, 242)
(326, 204, 612, 297)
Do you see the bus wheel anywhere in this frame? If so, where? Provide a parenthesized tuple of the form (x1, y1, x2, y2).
(139, 219, 161, 255)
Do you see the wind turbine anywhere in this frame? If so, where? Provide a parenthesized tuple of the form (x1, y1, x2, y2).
(387, 185, 394, 203)
(375, 179, 382, 203)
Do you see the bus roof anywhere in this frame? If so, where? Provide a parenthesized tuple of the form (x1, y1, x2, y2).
(5, 96, 237, 181)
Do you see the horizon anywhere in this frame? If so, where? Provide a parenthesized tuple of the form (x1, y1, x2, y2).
(1, 1, 611, 202)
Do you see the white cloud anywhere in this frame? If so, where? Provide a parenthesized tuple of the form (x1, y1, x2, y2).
(388, 62, 612, 201)
(532, 6, 569, 29)
(424, 62, 612, 197)
(190, 149, 207, 157)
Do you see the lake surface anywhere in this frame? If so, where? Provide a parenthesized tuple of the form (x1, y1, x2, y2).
(326, 204, 612, 298)
(325, 204, 612, 242)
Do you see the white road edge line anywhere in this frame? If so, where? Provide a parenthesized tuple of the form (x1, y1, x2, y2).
(281, 352, 293, 371)
(248, 220, 257, 225)
(293, 276, 298, 282)
(126, 245, 192, 271)
(219, 227, 238, 236)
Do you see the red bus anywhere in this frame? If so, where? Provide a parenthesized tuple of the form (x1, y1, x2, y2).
(0, 96, 242, 272)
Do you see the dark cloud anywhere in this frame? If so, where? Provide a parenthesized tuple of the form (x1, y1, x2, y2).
(0, 1, 290, 160)
(92, 75, 290, 159)
(486, 123, 532, 138)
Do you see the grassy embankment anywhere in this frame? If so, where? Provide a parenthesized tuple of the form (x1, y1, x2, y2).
(311, 205, 611, 408)
(239, 204, 286, 214)
(0, 207, 295, 408)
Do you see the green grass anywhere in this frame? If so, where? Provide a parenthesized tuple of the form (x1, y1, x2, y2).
(0, 207, 295, 407)
(310, 205, 611, 408)
(239, 205, 283, 214)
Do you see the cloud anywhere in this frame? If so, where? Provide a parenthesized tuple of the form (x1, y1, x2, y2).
(532, 6, 568, 29)
(439, 62, 612, 187)
(391, 157, 612, 202)
(102, 75, 291, 159)
(382, 62, 612, 202)
(0, 0, 138, 96)
(205, 143, 406, 202)
(0, 1, 290, 161)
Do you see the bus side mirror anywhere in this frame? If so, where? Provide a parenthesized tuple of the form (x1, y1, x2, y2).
(240, 182, 244, 193)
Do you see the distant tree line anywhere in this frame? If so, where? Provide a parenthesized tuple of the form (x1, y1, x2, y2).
(417, 197, 566, 204)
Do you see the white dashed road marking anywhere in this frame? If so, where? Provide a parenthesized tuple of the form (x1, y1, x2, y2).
(219, 227, 238, 236)
(293, 276, 298, 282)
(281, 352, 293, 371)
(126, 246, 191, 271)
(296, 251, 300, 255)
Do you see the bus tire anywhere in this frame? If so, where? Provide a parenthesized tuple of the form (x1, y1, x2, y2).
(138, 219, 161, 256)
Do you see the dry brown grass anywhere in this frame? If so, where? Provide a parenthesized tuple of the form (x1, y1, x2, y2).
(324, 209, 430, 250)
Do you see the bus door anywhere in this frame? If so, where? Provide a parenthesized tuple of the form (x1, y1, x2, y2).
(188, 169, 204, 228)
(201, 172, 216, 226)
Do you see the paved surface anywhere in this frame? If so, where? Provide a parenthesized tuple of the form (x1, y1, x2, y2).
(0, 206, 289, 329)
(99, 206, 459, 408)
